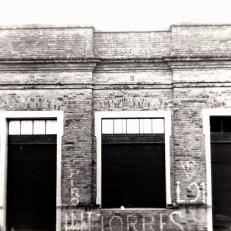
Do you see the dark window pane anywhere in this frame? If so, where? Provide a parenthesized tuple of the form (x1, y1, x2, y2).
(210, 117, 223, 132)
(102, 134, 165, 208)
(211, 116, 231, 132)
(223, 117, 231, 132)
(7, 135, 56, 231)
(211, 139, 231, 230)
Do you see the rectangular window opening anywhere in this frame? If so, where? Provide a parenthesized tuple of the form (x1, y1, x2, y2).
(6, 119, 57, 231)
(210, 116, 231, 230)
(101, 117, 166, 208)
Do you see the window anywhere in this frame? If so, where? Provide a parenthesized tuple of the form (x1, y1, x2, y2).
(102, 118, 164, 135)
(7, 119, 57, 231)
(210, 116, 231, 229)
(96, 111, 171, 209)
(8, 119, 57, 135)
(0, 111, 63, 231)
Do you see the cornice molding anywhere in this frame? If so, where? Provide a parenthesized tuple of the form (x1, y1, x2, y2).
(0, 84, 93, 90)
(165, 57, 231, 69)
(95, 60, 170, 72)
(1, 56, 231, 71)
(0, 58, 100, 71)
(173, 82, 231, 88)
(96, 57, 231, 71)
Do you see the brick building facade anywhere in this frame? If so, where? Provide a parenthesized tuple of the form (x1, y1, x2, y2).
(0, 24, 231, 231)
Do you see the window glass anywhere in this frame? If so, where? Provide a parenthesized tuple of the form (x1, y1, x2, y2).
(21, 120, 33, 134)
(114, 119, 126, 134)
(34, 120, 46, 134)
(9, 121, 21, 135)
(140, 119, 152, 134)
(46, 120, 57, 134)
(152, 119, 164, 134)
(102, 119, 114, 134)
(211, 116, 223, 132)
(127, 119, 139, 133)
(222, 117, 231, 132)
(8, 119, 57, 135)
(210, 116, 231, 132)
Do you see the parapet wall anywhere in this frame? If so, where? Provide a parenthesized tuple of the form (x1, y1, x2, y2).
(0, 27, 94, 60)
(1, 25, 231, 60)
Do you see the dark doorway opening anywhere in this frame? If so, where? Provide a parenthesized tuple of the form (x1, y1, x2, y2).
(211, 116, 231, 230)
(102, 134, 165, 208)
(6, 135, 57, 231)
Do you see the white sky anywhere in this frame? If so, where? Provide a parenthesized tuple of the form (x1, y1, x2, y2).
(1, 0, 231, 31)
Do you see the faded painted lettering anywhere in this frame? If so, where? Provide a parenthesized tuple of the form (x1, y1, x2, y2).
(170, 212, 184, 231)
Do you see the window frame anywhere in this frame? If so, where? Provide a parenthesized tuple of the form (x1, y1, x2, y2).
(0, 111, 64, 231)
(202, 108, 231, 231)
(95, 110, 172, 208)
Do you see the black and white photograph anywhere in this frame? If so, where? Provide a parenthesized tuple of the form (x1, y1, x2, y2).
(0, 0, 231, 230)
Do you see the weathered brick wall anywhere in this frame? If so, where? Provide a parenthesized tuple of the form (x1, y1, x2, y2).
(0, 27, 94, 59)
(94, 31, 170, 58)
(171, 25, 231, 57)
(3, 25, 231, 60)
(0, 70, 93, 85)
(0, 65, 95, 231)
(93, 67, 172, 85)
(94, 25, 231, 59)
(93, 88, 172, 111)
(100, 208, 207, 231)
(1, 25, 231, 231)
(172, 87, 207, 205)
(63, 207, 208, 231)
(171, 65, 231, 218)
(172, 64, 231, 202)
(2, 25, 231, 61)
(0, 88, 93, 205)
(92, 62, 210, 230)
